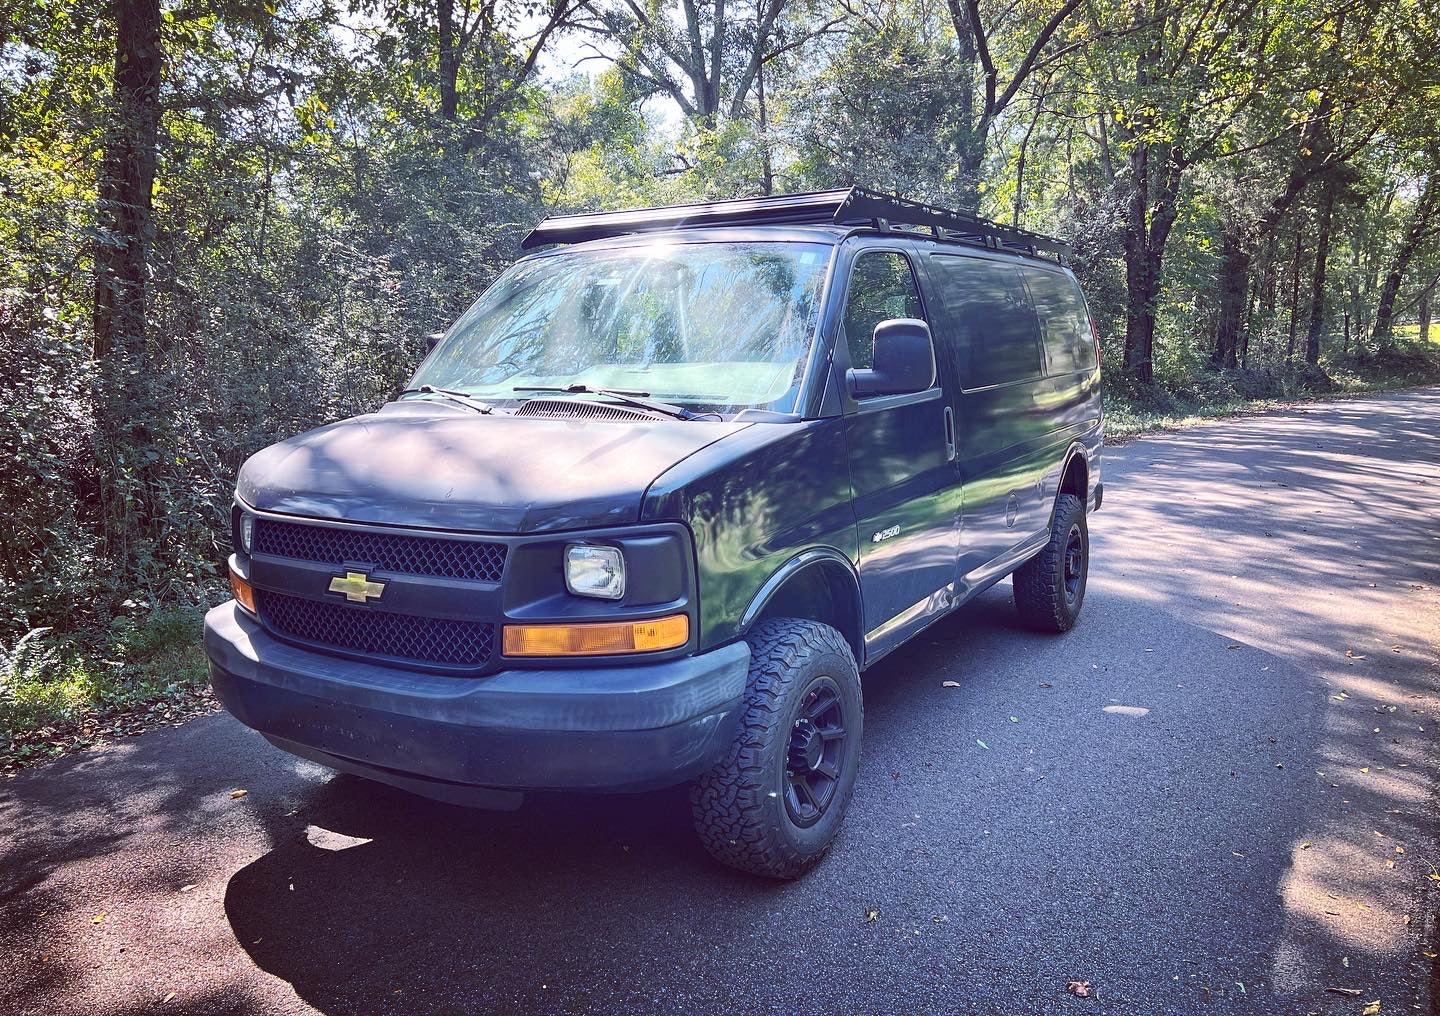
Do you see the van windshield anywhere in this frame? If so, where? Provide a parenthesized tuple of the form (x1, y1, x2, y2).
(410, 240, 832, 413)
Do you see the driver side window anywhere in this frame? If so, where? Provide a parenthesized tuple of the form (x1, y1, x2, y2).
(843, 251, 926, 370)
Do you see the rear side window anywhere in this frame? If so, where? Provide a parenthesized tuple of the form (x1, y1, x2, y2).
(843, 251, 926, 370)
(1025, 268, 1096, 374)
(929, 255, 1042, 388)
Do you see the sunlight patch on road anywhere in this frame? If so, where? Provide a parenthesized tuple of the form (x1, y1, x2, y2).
(304, 825, 372, 851)
(1102, 704, 1150, 718)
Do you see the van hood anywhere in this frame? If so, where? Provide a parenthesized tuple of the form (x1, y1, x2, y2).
(237, 401, 750, 533)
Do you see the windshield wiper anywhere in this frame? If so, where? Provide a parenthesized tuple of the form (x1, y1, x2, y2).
(397, 385, 494, 415)
(513, 384, 699, 421)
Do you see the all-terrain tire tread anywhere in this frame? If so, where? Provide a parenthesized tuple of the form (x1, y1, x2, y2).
(689, 618, 859, 879)
(1013, 493, 1086, 633)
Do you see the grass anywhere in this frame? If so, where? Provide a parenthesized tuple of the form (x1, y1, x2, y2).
(1, 608, 215, 773)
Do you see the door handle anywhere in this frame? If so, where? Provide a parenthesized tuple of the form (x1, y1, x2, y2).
(943, 406, 956, 460)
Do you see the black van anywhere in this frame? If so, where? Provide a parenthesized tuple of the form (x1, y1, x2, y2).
(204, 188, 1103, 878)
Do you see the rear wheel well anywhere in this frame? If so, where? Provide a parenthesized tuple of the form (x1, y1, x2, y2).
(751, 561, 863, 664)
(1059, 452, 1088, 504)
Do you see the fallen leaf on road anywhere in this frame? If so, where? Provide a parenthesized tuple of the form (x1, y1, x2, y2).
(229, 789, 248, 799)
(976, 739, 989, 750)
(1361, 1001, 1381, 1015)
(1301, 842, 1313, 849)
(1360, 767, 1370, 774)
(179, 884, 197, 893)
(1009, 716, 1019, 723)
(942, 680, 960, 688)
(163, 993, 175, 1003)
(91, 913, 106, 925)
(864, 907, 880, 923)
(1345, 650, 1366, 660)
(1395, 846, 1405, 855)
(1332, 692, 1350, 701)
(1066, 980, 1093, 998)
(932, 915, 949, 924)
(1039, 682, 1053, 688)
(1323, 987, 1362, 997)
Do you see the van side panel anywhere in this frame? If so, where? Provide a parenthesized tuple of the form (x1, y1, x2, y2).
(919, 253, 1102, 596)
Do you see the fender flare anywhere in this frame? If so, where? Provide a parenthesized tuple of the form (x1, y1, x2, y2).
(739, 547, 864, 656)
(1047, 442, 1091, 525)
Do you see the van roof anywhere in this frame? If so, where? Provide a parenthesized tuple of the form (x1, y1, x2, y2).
(521, 187, 1071, 264)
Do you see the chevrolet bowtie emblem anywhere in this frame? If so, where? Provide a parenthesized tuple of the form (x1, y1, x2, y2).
(328, 571, 385, 603)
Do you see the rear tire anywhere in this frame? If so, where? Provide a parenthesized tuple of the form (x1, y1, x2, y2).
(1013, 493, 1089, 632)
(690, 619, 863, 879)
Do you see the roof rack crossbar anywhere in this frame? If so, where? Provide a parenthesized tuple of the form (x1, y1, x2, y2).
(521, 186, 1071, 260)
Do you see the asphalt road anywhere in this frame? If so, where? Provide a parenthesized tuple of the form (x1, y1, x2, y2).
(3, 388, 1438, 1016)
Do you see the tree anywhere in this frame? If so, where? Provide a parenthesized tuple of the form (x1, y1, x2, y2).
(575, 0, 823, 125)
(1372, 163, 1440, 344)
(943, 0, 1088, 207)
(92, 0, 163, 567)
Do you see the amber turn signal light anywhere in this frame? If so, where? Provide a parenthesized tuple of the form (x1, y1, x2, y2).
(502, 614, 689, 657)
(229, 568, 257, 614)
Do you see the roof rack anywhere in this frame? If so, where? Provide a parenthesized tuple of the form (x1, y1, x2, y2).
(520, 186, 1071, 261)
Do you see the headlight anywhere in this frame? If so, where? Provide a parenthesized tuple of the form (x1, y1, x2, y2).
(239, 512, 255, 554)
(565, 544, 625, 600)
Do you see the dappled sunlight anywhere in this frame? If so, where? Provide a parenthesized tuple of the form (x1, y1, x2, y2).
(1277, 833, 1415, 959)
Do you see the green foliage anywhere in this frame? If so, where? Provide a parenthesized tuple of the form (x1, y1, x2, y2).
(0, 607, 211, 767)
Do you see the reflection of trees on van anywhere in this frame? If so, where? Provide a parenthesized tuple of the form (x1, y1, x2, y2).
(416, 243, 830, 409)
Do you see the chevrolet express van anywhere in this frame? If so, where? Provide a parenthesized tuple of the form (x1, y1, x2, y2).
(204, 188, 1103, 878)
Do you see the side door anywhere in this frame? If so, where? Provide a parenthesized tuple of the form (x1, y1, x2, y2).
(924, 253, 1052, 593)
(838, 246, 961, 657)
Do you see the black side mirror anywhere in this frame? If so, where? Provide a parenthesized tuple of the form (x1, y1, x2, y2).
(847, 318, 936, 398)
(425, 331, 445, 354)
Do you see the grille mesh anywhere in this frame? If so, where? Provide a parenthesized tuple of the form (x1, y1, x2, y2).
(260, 591, 494, 668)
(253, 518, 505, 582)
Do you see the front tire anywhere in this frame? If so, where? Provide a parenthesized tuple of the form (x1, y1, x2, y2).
(1013, 492, 1089, 632)
(690, 619, 863, 879)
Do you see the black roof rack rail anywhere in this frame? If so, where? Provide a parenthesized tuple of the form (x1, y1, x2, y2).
(520, 186, 1072, 261)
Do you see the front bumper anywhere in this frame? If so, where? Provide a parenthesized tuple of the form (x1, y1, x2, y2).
(203, 601, 749, 797)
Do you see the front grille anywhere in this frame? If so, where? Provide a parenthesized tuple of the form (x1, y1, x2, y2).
(260, 591, 495, 669)
(253, 518, 506, 582)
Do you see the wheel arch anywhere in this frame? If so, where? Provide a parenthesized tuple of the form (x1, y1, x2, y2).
(1049, 443, 1090, 525)
(740, 549, 864, 663)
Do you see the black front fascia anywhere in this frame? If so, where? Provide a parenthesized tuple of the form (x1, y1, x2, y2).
(235, 505, 698, 675)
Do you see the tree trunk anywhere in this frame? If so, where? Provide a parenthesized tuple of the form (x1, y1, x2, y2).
(1420, 283, 1434, 343)
(1373, 171, 1437, 344)
(1304, 180, 1337, 364)
(1287, 227, 1302, 360)
(1122, 139, 1154, 382)
(94, 0, 161, 368)
(92, 0, 162, 571)
(1213, 224, 1250, 368)
(438, 0, 458, 121)
(1012, 101, 1043, 226)
(757, 61, 773, 196)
